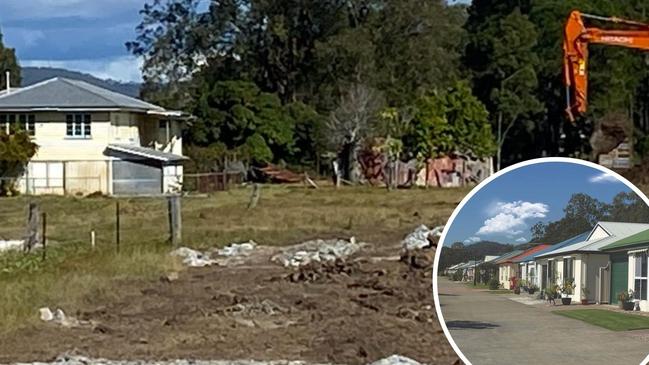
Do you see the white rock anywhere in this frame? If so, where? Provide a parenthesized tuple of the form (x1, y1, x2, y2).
(0, 240, 24, 252)
(170, 247, 217, 267)
(39, 307, 54, 322)
(401, 225, 444, 251)
(369, 355, 425, 365)
(216, 241, 257, 257)
(271, 238, 364, 268)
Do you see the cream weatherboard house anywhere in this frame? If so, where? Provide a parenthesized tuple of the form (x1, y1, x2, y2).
(0, 77, 188, 196)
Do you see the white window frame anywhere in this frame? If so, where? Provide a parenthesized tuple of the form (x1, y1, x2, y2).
(1, 113, 35, 136)
(634, 252, 648, 301)
(66, 113, 92, 138)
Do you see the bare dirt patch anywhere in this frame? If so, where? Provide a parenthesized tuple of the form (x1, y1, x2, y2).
(0, 241, 457, 365)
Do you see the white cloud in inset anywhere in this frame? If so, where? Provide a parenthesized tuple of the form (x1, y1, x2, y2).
(589, 172, 619, 184)
(515, 237, 527, 243)
(463, 236, 481, 244)
(477, 201, 549, 236)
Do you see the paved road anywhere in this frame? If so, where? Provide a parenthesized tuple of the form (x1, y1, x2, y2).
(437, 277, 649, 365)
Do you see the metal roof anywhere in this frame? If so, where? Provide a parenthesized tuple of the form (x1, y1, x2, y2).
(0, 78, 181, 114)
(515, 231, 590, 262)
(492, 250, 524, 264)
(537, 222, 649, 258)
(107, 144, 187, 162)
(601, 227, 649, 251)
(511, 244, 551, 263)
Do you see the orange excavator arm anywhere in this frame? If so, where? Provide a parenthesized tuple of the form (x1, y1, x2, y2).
(564, 10, 649, 121)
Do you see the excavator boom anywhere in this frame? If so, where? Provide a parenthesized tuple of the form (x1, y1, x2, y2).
(563, 10, 649, 121)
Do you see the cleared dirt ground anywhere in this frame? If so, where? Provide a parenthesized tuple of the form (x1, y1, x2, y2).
(0, 186, 464, 365)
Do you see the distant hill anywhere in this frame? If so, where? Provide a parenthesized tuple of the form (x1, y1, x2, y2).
(439, 241, 515, 271)
(21, 67, 141, 98)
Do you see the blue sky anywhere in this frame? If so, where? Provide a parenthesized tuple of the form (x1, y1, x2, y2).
(0, 1, 204, 82)
(442, 162, 636, 246)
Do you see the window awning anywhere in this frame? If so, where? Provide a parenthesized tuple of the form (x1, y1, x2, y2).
(107, 144, 188, 163)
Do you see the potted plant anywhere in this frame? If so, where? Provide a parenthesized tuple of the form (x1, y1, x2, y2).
(580, 286, 589, 305)
(560, 279, 576, 305)
(513, 283, 521, 294)
(618, 290, 636, 310)
(528, 284, 538, 295)
(545, 284, 558, 305)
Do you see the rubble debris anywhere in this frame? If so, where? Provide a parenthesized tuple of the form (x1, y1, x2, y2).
(401, 225, 443, 251)
(271, 237, 365, 268)
(16, 355, 338, 365)
(216, 241, 257, 257)
(38, 308, 92, 329)
(369, 355, 426, 365)
(219, 298, 288, 317)
(170, 247, 216, 267)
(286, 259, 360, 283)
(258, 164, 304, 183)
(0, 240, 25, 252)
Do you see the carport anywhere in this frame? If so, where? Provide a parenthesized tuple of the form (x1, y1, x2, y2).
(106, 144, 186, 195)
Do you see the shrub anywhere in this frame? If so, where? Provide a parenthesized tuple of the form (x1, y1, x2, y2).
(488, 278, 500, 290)
(452, 270, 464, 281)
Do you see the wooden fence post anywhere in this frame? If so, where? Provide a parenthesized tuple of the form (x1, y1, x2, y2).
(90, 230, 96, 250)
(168, 195, 182, 246)
(41, 212, 47, 261)
(24, 202, 41, 253)
(247, 183, 261, 209)
(115, 201, 120, 253)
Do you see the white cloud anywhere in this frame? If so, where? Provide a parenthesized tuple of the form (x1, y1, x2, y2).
(23, 56, 143, 82)
(515, 237, 527, 243)
(0, 0, 144, 20)
(463, 236, 481, 244)
(589, 172, 619, 184)
(477, 201, 549, 236)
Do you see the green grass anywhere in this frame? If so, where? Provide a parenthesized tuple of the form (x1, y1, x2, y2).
(553, 309, 649, 331)
(0, 185, 469, 333)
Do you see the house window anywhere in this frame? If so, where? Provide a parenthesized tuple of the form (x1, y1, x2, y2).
(563, 257, 574, 281)
(634, 252, 648, 300)
(0, 113, 35, 135)
(66, 114, 91, 138)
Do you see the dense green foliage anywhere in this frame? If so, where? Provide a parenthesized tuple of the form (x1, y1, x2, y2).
(0, 32, 20, 90)
(128, 0, 496, 168)
(531, 192, 649, 243)
(0, 131, 38, 196)
(128, 0, 649, 169)
(439, 241, 514, 271)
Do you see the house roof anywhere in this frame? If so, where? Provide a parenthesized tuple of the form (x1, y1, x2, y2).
(107, 144, 187, 162)
(515, 231, 590, 262)
(511, 244, 551, 263)
(601, 227, 649, 251)
(537, 222, 649, 258)
(0, 78, 183, 116)
(492, 250, 524, 264)
(456, 260, 482, 270)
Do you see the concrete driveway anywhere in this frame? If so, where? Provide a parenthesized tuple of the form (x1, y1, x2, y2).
(437, 277, 649, 365)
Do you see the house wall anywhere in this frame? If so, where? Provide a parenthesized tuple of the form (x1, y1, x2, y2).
(499, 263, 518, 289)
(10, 111, 183, 196)
(628, 250, 649, 312)
(589, 226, 609, 241)
(585, 253, 610, 303)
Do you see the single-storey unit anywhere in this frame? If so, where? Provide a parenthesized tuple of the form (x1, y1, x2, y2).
(0, 77, 189, 196)
(535, 222, 649, 304)
(511, 244, 551, 286)
(601, 228, 649, 311)
(528, 231, 590, 290)
(494, 250, 524, 289)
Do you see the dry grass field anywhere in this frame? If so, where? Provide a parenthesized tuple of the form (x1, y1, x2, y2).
(0, 185, 468, 364)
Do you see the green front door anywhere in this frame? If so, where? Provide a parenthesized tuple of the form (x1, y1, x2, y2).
(610, 253, 628, 304)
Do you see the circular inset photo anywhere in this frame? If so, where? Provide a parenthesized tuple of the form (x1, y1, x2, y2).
(433, 158, 649, 365)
